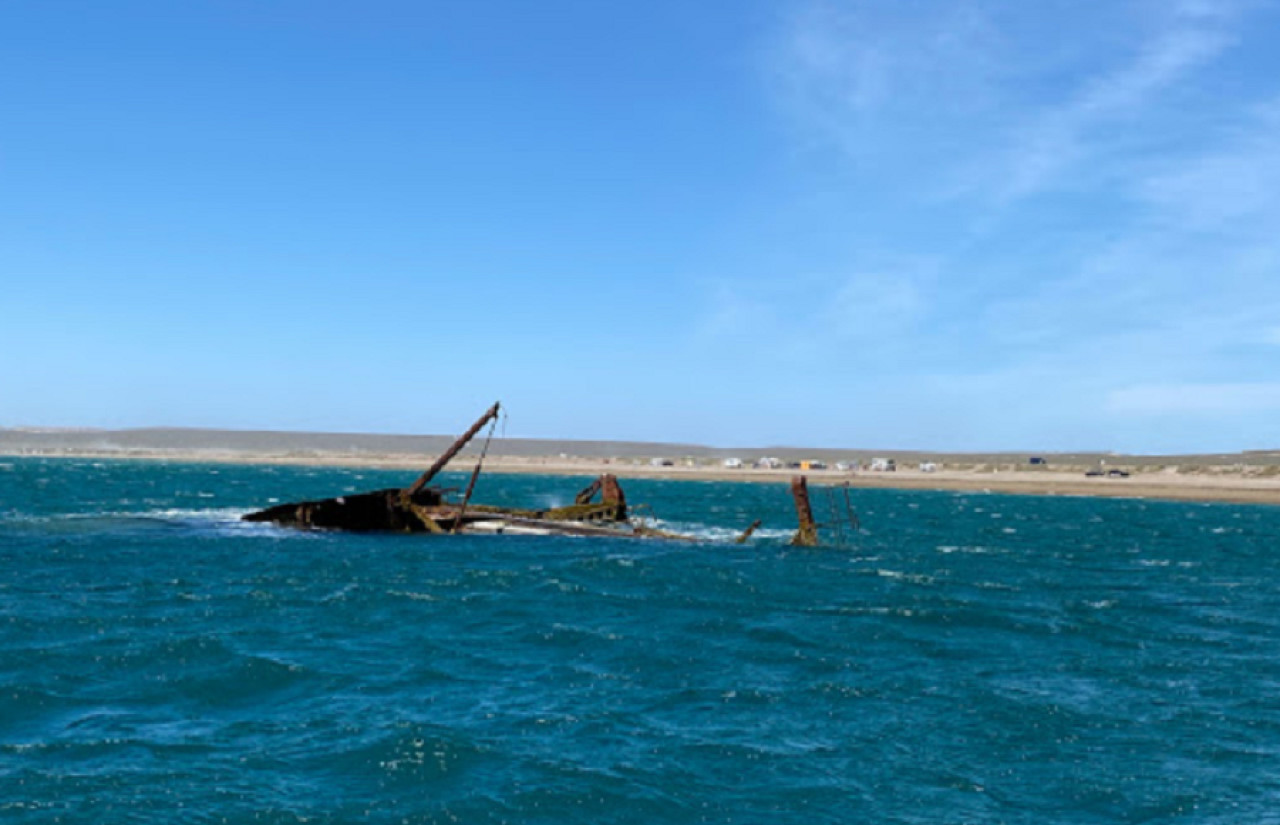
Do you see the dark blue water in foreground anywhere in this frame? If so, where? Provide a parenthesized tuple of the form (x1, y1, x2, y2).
(3, 458, 1280, 823)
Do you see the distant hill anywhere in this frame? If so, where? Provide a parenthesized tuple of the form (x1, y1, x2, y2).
(2, 426, 1279, 467)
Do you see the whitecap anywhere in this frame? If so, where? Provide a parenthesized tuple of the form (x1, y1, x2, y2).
(387, 590, 436, 602)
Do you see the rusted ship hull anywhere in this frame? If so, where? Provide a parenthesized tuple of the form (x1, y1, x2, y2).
(242, 486, 634, 536)
(242, 401, 845, 545)
(241, 401, 652, 537)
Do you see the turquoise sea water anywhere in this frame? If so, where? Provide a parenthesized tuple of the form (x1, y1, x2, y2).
(3, 457, 1280, 823)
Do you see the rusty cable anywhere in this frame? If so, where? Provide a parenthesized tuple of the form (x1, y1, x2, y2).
(451, 414, 499, 533)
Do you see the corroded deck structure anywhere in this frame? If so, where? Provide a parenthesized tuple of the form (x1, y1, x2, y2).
(243, 402, 851, 544)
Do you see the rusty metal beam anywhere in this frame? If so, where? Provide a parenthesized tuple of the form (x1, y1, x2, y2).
(570, 474, 627, 519)
(405, 402, 500, 497)
(451, 433, 494, 534)
(407, 503, 446, 534)
(574, 477, 604, 505)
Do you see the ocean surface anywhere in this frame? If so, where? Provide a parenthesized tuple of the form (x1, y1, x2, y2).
(3, 457, 1280, 824)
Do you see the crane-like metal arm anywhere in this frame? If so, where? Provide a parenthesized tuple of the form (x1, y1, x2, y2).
(404, 401, 500, 496)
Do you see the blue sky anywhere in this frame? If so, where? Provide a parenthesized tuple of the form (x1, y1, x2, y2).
(3, 0, 1279, 453)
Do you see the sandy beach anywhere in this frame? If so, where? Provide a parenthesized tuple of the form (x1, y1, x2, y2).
(4, 426, 1280, 506)
(476, 458, 1280, 506)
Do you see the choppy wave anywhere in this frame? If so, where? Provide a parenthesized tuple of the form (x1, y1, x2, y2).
(2, 457, 1280, 823)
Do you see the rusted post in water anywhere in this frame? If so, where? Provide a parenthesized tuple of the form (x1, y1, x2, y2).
(600, 474, 627, 519)
(405, 402, 501, 496)
(790, 476, 819, 547)
(735, 519, 762, 544)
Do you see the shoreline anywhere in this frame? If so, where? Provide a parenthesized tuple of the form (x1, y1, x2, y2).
(6, 448, 1280, 507)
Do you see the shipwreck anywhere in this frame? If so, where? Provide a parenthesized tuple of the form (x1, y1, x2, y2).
(243, 402, 855, 546)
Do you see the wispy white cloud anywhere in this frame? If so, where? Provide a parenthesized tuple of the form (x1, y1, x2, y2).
(698, 264, 933, 359)
(1170, 0, 1265, 22)
(1107, 382, 1280, 415)
(772, 0, 1246, 196)
(986, 89, 1280, 352)
(999, 22, 1232, 199)
(781, 4, 892, 114)
(745, 1, 1280, 449)
(770, 0, 1000, 163)
(1136, 96, 1280, 231)
(823, 270, 926, 336)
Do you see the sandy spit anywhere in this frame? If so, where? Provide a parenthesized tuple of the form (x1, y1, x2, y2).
(5, 448, 1280, 507)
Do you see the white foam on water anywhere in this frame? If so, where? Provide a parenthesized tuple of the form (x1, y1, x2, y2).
(875, 569, 935, 585)
(936, 545, 1002, 555)
(644, 518, 795, 543)
(131, 507, 250, 522)
(387, 589, 436, 602)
